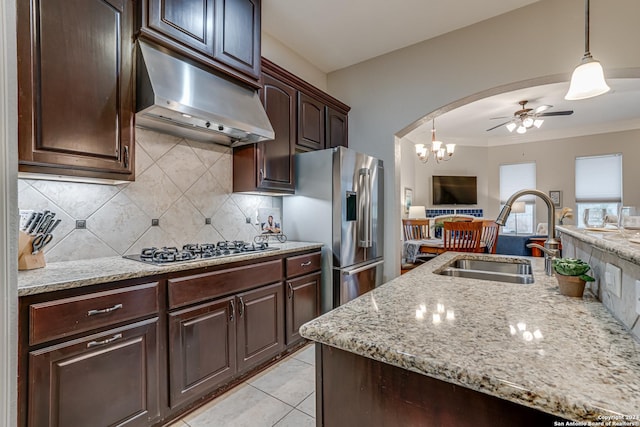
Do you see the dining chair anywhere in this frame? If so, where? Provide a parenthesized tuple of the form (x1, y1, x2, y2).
(401, 218, 433, 274)
(402, 218, 430, 240)
(443, 221, 483, 253)
(481, 220, 499, 254)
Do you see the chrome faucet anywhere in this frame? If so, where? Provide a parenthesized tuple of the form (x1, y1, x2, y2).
(495, 189, 560, 276)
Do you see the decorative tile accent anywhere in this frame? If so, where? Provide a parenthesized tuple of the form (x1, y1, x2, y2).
(156, 141, 207, 193)
(122, 163, 182, 219)
(186, 139, 228, 169)
(159, 196, 206, 245)
(88, 192, 151, 254)
(184, 169, 229, 218)
(45, 229, 119, 262)
(17, 128, 280, 261)
(425, 208, 483, 218)
(135, 127, 181, 161)
(135, 143, 154, 175)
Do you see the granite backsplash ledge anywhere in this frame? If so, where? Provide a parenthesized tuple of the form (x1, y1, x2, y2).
(18, 128, 281, 263)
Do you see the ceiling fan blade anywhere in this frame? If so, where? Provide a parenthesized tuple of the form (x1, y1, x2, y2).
(538, 110, 574, 116)
(534, 104, 552, 114)
(486, 120, 512, 132)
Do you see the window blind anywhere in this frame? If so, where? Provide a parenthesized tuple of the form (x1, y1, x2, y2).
(575, 154, 622, 202)
(499, 162, 536, 203)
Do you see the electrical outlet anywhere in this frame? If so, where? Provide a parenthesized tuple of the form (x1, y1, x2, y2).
(636, 280, 640, 315)
(605, 263, 622, 298)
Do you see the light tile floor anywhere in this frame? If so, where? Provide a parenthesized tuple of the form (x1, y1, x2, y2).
(168, 344, 316, 427)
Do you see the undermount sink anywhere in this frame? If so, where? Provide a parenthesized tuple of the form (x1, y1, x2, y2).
(437, 257, 534, 284)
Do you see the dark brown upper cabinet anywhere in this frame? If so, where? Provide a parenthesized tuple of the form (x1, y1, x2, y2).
(17, 0, 135, 181)
(326, 107, 348, 149)
(233, 58, 350, 194)
(140, 0, 261, 87)
(297, 93, 326, 151)
(233, 71, 296, 194)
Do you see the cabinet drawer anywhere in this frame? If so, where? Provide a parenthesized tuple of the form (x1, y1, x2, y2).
(29, 282, 159, 346)
(286, 252, 321, 278)
(168, 260, 283, 309)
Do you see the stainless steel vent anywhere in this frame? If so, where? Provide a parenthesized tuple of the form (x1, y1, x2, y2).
(136, 41, 274, 146)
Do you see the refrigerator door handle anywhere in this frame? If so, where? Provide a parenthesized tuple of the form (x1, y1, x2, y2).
(358, 168, 372, 248)
(342, 259, 384, 276)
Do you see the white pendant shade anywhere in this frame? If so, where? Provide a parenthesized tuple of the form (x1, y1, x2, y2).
(565, 57, 610, 100)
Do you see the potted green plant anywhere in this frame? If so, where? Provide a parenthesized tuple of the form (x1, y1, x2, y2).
(551, 258, 595, 297)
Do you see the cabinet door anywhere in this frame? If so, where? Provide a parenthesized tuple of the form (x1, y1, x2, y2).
(148, 0, 215, 56)
(286, 272, 320, 346)
(28, 318, 159, 427)
(256, 73, 296, 191)
(297, 92, 326, 151)
(168, 296, 236, 409)
(213, 0, 261, 79)
(17, 0, 134, 179)
(236, 282, 284, 371)
(326, 107, 348, 149)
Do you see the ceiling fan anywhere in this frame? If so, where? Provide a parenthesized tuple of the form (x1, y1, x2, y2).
(486, 100, 574, 133)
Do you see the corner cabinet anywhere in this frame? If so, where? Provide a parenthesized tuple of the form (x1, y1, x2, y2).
(139, 0, 261, 87)
(17, 0, 135, 181)
(233, 59, 350, 194)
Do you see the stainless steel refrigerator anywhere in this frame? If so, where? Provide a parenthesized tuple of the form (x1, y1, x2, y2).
(283, 146, 384, 313)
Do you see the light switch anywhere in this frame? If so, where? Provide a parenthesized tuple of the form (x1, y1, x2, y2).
(635, 280, 640, 315)
(605, 263, 622, 298)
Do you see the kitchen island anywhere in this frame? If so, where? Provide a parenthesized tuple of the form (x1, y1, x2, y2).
(300, 252, 640, 426)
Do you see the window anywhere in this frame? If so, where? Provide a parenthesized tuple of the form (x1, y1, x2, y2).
(575, 154, 622, 227)
(499, 162, 536, 234)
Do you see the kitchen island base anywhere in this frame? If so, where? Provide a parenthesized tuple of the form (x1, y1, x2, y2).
(316, 344, 566, 427)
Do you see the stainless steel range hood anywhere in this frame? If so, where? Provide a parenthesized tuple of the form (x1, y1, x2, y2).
(136, 41, 274, 146)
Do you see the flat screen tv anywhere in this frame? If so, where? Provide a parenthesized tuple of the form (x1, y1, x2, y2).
(432, 175, 477, 205)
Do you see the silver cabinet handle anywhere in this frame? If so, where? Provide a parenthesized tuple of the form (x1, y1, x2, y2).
(87, 303, 123, 316)
(300, 261, 312, 267)
(87, 333, 122, 348)
(287, 282, 293, 299)
(238, 297, 245, 317)
(230, 299, 235, 322)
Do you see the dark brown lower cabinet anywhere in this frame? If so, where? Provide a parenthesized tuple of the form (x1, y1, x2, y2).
(317, 344, 566, 427)
(285, 272, 320, 345)
(28, 318, 159, 427)
(168, 296, 236, 409)
(236, 282, 284, 371)
(167, 281, 284, 410)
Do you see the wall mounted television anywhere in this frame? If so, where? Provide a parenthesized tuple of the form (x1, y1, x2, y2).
(432, 175, 477, 205)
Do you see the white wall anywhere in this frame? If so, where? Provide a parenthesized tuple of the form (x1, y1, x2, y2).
(327, 0, 640, 278)
(486, 129, 640, 223)
(262, 32, 328, 92)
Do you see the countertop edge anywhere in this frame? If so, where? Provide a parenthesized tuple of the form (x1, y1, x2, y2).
(18, 242, 324, 296)
(557, 225, 640, 265)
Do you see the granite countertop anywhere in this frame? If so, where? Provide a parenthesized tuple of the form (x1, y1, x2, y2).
(300, 252, 640, 422)
(558, 225, 640, 265)
(18, 241, 323, 296)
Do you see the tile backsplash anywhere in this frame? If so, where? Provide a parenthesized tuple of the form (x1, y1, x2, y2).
(18, 128, 280, 262)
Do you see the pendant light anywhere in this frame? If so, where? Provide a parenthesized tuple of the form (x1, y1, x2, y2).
(565, 0, 610, 100)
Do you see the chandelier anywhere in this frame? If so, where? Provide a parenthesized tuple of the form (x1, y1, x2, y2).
(415, 119, 455, 163)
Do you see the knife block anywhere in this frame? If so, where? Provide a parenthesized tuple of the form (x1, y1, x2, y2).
(18, 231, 46, 271)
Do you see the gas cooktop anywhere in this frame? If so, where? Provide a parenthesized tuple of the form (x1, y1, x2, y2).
(123, 241, 278, 265)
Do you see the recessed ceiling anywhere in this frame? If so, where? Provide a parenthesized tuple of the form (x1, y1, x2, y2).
(403, 79, 640, 147)
(262, 0, 540, 73)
